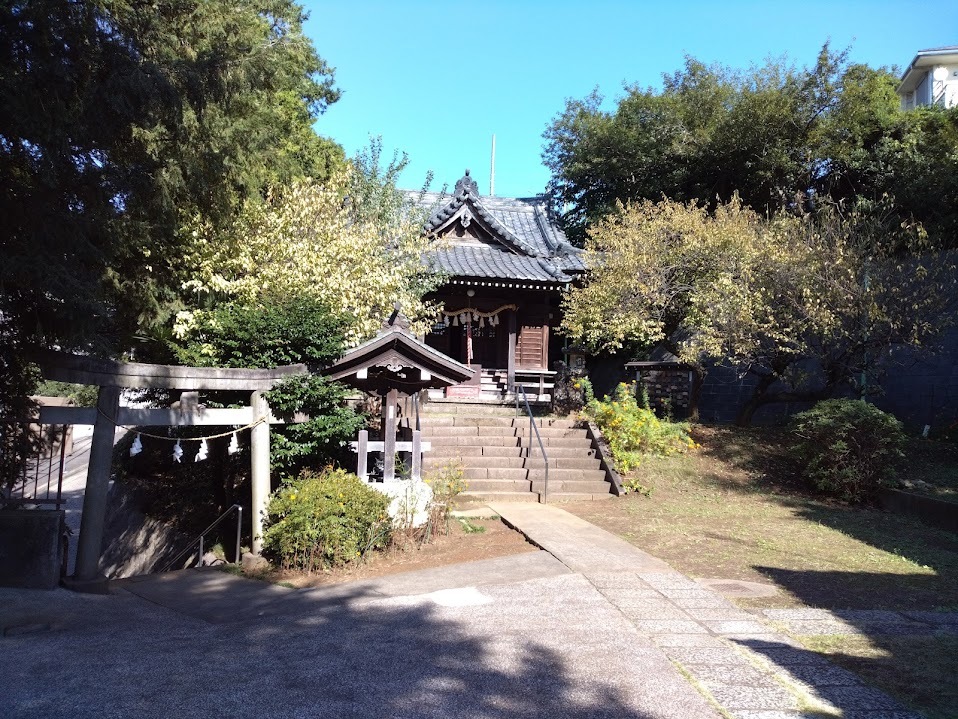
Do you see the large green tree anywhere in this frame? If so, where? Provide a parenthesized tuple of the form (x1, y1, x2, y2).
(543, 46, 958, 246)
(0, 0, 341, 360)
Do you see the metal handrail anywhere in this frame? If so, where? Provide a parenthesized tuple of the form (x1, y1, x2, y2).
(160, 504, 243, 573)
(514, 384, 549, 504)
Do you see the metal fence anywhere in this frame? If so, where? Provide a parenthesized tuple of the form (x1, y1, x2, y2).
(1, 422, 68, 510)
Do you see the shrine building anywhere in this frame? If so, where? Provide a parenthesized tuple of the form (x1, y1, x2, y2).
(417, 171, 586, 401)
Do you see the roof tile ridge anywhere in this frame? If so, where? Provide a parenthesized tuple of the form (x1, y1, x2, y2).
(536, 256, 572, 282)
(467, 192, 543, 257)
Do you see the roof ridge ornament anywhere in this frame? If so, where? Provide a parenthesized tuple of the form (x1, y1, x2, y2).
(383, 302, 412, 332)
(454, 169, 479, 197)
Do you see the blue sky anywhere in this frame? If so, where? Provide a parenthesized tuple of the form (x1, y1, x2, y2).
(302, 1, 957, 198)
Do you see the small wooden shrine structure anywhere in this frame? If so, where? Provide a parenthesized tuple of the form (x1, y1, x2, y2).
(325, 307, 474, 481)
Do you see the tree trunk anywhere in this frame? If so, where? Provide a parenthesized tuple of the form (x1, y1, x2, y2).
(688, 365, 705, 422)
(735, 373, 777, 426)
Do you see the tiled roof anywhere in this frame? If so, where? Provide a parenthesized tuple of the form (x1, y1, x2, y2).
(411, 171, 585, 284)
(427, 245, 572, 282)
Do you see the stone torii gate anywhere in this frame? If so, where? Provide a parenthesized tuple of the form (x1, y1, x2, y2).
(32, 350, 306, 588)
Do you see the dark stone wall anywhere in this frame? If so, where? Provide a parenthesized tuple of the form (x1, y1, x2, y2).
(0, 510, 64, 590)
(589, 326, 958, 430)
(870, 326, 958, 431)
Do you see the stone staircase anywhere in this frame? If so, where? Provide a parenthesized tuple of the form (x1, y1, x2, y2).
(415, 407, 614, 503)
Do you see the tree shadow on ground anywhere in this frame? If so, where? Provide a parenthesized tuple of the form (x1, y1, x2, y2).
(691, 425, 958, 609)
(0, 573, 686, 719)
(755, 500, 958, 610)
(745, 567, 958, 719)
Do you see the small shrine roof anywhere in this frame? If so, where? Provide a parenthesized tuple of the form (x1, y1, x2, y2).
(325, 307, 474, 394)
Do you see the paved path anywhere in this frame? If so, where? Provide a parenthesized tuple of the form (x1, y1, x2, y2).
(2, 549, 720, 718)
(490, 502, 924, 719)
(2, 500, 937, 718)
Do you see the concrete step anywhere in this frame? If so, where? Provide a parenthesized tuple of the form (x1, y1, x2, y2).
(465, 467, 607, 482)
(427, 435, 593, 449)
(525, 468, 607, 482)
(543, 492, 615, 501)
(427, 445, 597, 460)
(444, 416, 578, 429)
(531, 480, 612, 494)
(464, 479, 533, 493)
(428, 435, 522, 447)
(427, 456, 601, 471)
(421, 425, 588, 438)
(459, 491, 540, 503)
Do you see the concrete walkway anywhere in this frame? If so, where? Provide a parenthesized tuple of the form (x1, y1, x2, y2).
(1, 502, 927, 719)
(2, 541, 720, 718)
(490, 502, 922, 719)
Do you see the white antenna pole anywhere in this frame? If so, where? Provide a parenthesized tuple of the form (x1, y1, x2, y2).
(490, 134, 496, 197)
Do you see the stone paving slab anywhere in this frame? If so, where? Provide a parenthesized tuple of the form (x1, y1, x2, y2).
(639, 572, 703, 590)
(738, 644, 834, 666)
(489, 503, 674, 573)
(682, 607, 759, 621)
(702, 620, 775, 635)
(683, 664, 775, 686)
(660, 589, 735, 609)
(779, 663, 863, 686)
(652, 634, 728, 648)
(706, 685, 799, 711)
(662, 646, 754, 665)
(724, 633, 801, 647)
(619, 605, 693, 621)
(633, 619, 709, 634)
(596, 588, 669, 603)
(775, 619, 865, 635)
(761, 608, 833, 621)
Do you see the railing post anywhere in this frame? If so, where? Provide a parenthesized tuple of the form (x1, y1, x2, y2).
(235, 505, 243, 564)
(198, 535, 204, 566)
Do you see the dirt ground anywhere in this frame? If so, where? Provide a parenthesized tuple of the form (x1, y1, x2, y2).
(259, 515, 538, 589)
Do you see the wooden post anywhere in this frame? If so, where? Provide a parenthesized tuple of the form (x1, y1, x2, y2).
(357, 429, 369, 481)
(507, 309, 517, 391)
(383, 388, 398, 482)
(411, 430, 422, 481)
(250, 391, 270, 555)
(73, 384, 121, 582)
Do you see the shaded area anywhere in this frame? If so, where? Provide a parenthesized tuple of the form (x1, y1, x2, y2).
(749, 568, 958, 719)
(727, 636, 924, 717)
(0, 569, 718, 719)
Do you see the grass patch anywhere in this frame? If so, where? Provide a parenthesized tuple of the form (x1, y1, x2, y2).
(567, 426, 958, 611)
(457, 518, 486, 534)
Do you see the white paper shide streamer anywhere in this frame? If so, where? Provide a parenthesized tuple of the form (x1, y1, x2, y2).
(129, 433, 143, 457)
(194, 437, 209, 463)
(172, 439, 183, 463)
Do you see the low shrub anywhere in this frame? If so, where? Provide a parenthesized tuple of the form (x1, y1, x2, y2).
(424, 460, 466, 507)
(585, 382, 695, 472)
(262, 467, 391, 572)
(790, 399, 906, 503)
